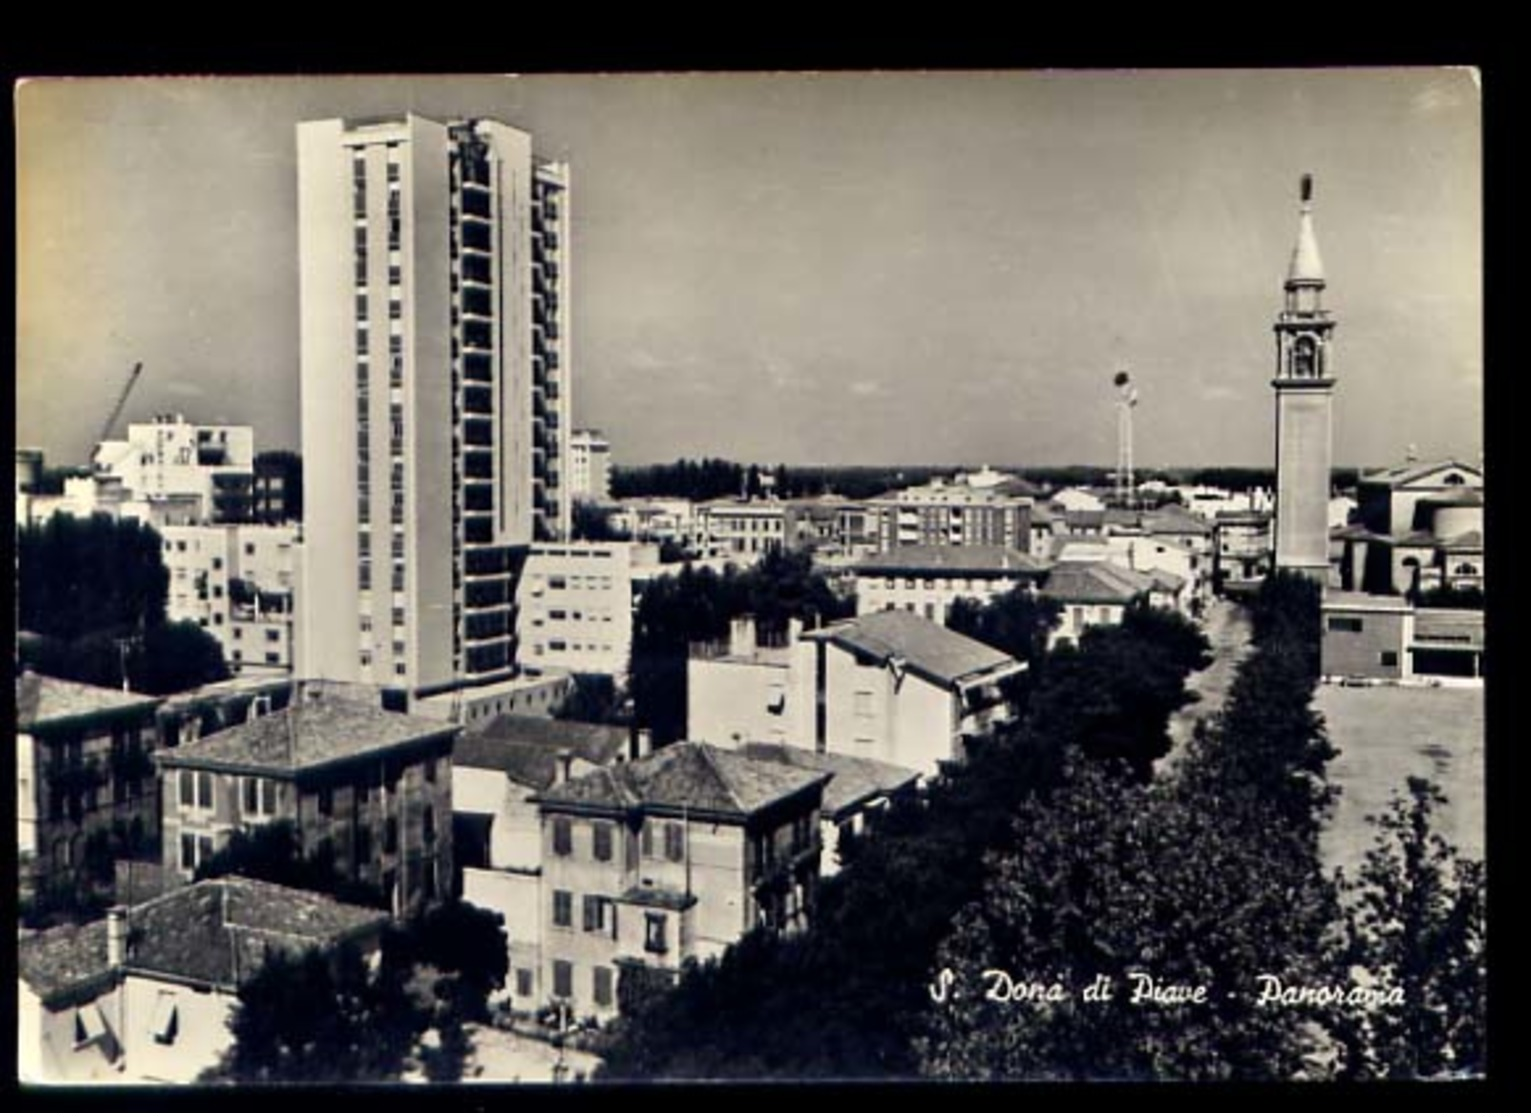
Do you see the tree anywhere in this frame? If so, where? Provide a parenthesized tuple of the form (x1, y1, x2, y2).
(1327, 778, 1485, 1079)
(628, 552, 853, 745)
(129, 620, 232, 694)
(205, 942, 421, 1083)
(946, 587, 1062, 670)
(194, 820, 386, 910)
(571, 500, 630, 542)
(551, 673, 628, 726)
(17, 513, 168, 641)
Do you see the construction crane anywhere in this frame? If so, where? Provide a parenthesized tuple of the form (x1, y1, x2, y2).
(94, 362, 144, 474)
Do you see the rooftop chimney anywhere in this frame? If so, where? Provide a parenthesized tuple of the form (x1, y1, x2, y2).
(554, 748, 574, 786)
(631, 728, 653, 761)
(729, 615, 756, 659)
(107, 906, 129, 968)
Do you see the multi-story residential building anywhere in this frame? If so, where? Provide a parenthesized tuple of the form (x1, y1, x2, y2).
(16, 673, 162, 913)
(607, 498, 699, 549)
(532, 742, 829, 1021)
(852, 544, 1048, 624)
(93, 414, 256, 524)
(869, 481, 1035, 556)
(697, 499, 790, 560)
(297, 113, 572, 700)
(160, 523, 302, 676)
(568, 429, 612, 503)
(251, 451, 303, 525)
(451, 716, 632, 1008)
(18, 876, 386, 1084)
(18, 474, 203, 531)
(515, 541, 660, 679)
(688, 612, 1025, 776)
(1213, 510, 1273, 590)
(155, 685, 457, 915)
(737, 742, 918, 878)
(1039, 561, 1168, 648)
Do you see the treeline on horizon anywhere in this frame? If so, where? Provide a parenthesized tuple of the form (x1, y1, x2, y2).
(611, 460, 1366, 503)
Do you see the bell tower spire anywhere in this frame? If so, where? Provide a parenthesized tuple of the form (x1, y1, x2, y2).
(1271, 173, 1338, 584)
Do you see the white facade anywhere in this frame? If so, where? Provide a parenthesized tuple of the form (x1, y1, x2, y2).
(161, 524, 302, 676)
(297, 114, 572, 695)
(688, 616, 1023, 777)
(93, 414, 255, 523)
(568, 429, 612, 502)
(698, 500, 788, 559)
(515, 542, 659, 678)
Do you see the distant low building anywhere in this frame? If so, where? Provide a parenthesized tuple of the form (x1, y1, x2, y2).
(18, 876, 387, 1084)
(155, 686, 458, 915)
(1321, 592, 1484, 683)
(852, 544, 1048, 624)
(1039, 561, 1167, 648)
(532, 742, 829, 1021)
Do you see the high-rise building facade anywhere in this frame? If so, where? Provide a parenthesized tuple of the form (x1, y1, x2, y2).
(1271, 174, 1337, 583)
(298, 114, 572, 696)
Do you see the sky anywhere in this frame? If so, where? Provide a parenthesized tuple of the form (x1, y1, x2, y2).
(16, 69, 1481, 470)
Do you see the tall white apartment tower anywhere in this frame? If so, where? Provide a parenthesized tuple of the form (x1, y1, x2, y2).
(298, 114, 572, 696)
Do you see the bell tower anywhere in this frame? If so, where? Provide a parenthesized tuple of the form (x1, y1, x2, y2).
(1272, 173, 1337, 583)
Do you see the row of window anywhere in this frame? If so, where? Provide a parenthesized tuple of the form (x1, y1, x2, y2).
(548, 960, 614, 1007)
(549, 893, 670, 955)
(550, 816, 684, 862)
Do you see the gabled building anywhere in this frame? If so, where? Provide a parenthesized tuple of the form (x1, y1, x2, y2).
(1338, 461, 1485, 598)
(1039, 561, 1164, 648)
(155, 687, 457, 914)
(851, 544, 1049, 624)
(450, 715, 632, 1006)
(688, 612, 1025, 776)
(531, 742, 829, 1021)
(16, 672, 162, 915)
(737, 742, 918, 877)
(18, 876, 387, 1084)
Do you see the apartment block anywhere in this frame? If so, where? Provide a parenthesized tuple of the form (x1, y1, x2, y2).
(155, 686, 457, 915)
(297, 113, 572, 698)
(515, 541, 660, 679)
(160, 524, 301, 676)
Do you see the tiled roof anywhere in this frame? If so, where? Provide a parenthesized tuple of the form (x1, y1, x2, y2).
(15, 672, 159, 731)
(1438, 530, 1483, 552)
(455, 716, 630, 790)
(739, 742, 919, 820)
(1062, 509, 1106, 529)
(852, 545, 1047, 577)
(17, 922, 112, 1006)
(157, 696, 455, 777)
(809, 610, 1018, 687)
(1413, 609, 1485, 646)
(536, 742, 828, 821)
(1360, 459, 1482, 489)
(1145, 568, 1187, 593)
(1141, 507, 1213, 536)
(18, 877, 387, 1004)
(1041, 561, 1157, 605)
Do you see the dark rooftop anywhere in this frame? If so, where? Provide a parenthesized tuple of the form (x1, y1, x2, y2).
(739, 742, 919, 820)
(808, 610, 1019, 688)
(16, 672, 159, 732)
(18, 877, 387, 1005)
(157, 695, 455, 777)
(456, 716, 629, 790)
(536, 742, 828, 821)
(852, 544, 1047, 577)
(1041, 561, 1157, 605)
